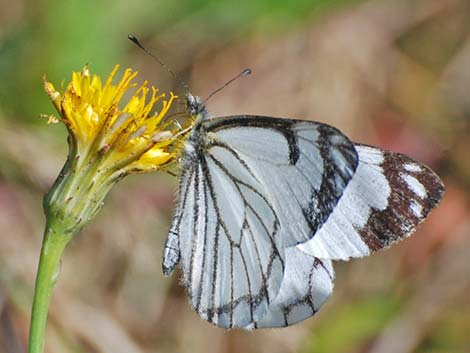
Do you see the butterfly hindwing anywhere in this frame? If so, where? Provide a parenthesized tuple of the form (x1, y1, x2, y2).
(162, 167, 193, 276)
(254, 248, 335, 328)
(164, 115, 359, 328)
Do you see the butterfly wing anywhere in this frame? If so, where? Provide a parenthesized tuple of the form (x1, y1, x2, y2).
(163, 115, 358, 328)
(297, 144, 445, 260)
(257, 144, 444, 327)
(202, 116, 359, 248)
(254, 248, 335, 328)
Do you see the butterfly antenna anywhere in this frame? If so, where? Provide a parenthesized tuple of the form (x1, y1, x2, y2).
(202, 68, 252, 104)
(128, 34, 191, 94)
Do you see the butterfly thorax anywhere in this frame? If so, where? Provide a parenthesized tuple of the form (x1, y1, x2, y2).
(180, 93, 209, 170)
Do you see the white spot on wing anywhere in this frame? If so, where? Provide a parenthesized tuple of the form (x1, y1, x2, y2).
(356, 145, 385, 165)
(401, 173, 427, 198)
(404, 163, 422, 173)
(410, 200, 423, 217)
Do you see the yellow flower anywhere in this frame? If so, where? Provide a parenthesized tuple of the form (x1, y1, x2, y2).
(29, 65, 185, 353)
(42, 65, 179, 234)
(44, 65, 178, 173)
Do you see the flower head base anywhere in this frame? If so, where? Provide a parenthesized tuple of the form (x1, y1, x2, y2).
(43, 65, 179, 234)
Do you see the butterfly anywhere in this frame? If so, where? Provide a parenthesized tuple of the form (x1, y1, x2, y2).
(160, 89, 444, 329)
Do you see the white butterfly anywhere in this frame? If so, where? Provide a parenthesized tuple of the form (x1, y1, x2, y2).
(162, 93, 444, 329)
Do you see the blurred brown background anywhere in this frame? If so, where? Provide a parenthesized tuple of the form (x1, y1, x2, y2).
(0, 0, 469, 352)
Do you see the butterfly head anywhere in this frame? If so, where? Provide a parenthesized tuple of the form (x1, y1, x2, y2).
(184, 68, 252, 124)
(186, 93, 208, 122)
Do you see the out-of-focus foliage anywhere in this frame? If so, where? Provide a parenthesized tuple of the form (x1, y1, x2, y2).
(0, 0, 358, 123)
(304, 295, 401, 353)
(0, 0, 469, 353)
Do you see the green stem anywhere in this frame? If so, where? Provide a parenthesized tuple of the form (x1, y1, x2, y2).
(29, 221, 72, 353)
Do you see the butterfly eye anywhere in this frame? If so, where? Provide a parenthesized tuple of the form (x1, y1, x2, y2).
(185, 93, 206, 119)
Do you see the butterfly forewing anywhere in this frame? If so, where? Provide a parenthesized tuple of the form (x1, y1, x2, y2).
(298, 144, 445, 260)
(204, 116, 359, 247)
(164, 115, 359, 328)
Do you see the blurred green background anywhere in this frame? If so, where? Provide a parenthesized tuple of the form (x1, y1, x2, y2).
(0, 0, 469, 353)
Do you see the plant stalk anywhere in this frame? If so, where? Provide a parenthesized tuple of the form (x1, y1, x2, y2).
(28, 221, 71, 353)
